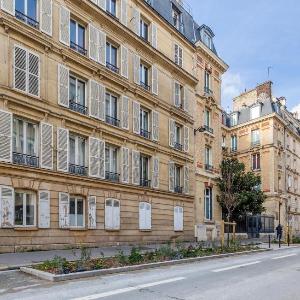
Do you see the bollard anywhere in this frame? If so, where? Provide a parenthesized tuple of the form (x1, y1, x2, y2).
(269, 234, 271, 249)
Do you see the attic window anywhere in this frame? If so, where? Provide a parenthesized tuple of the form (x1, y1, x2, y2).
(203, 31, 212, 49)
(250, 105, 261, 120)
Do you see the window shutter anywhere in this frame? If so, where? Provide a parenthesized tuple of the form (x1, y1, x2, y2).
(174, 206, 183, 231)
(0, 186, 14, 228)
(89, 80, 105, 121)
(183, 87, 189, 113)
(98, 83, 106, 121)
(121, 147, 129, 183)
(152, 66, 158, 95)
(88, 196, 97, 229)
(174, 44, 179, 65)
(139, 202, 145, 230)
(174, 81, 180, 108)
(98, 0, 106, 10)
(0, 0, 15, 15)
(183, 165, 189, 195)
(58, 64, 69, 108)
(89, 137, 100, 178)
(40, 0, 53, 36)
(120, 45, 128, 78)
(0, 110, 12, 163)
(169, 119, 175, 147)
(146, 203, 151, 230)
(57, 128, 69, 172)
(105, 199, 112, 229)
(89, 24, 99, 62)
(151, 23, 157, 48)
(28, 52, 40, 97)
(131, 7, 140, 35)
(169, 161, 175, 192)
(152, 111, 159, 142)
(113, 200, 120, 229)
(120, 0, 127, 26)
(152, 157, 159, 189)
(133, 54, 140, 85)
(132, 101, 140, 134)
(14, 46, 27, 93)
(121, 96, 129, 130)
(40, 123, 53, 170)
(99, 139, 105, 179)
(59, 192, 69, 228)
(59, 6, 70, 46)
(98, 30, 106, 66)
(132, 150, 140, 185)
(183, 126, 189, 153)
(39, 191, 50, 228)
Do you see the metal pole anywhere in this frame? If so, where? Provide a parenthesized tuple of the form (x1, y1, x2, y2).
(279, 202, 281, 249)
(269, 234, 271, 249)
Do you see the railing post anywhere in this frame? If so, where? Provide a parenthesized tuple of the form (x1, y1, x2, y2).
(221, 220, 224, 248)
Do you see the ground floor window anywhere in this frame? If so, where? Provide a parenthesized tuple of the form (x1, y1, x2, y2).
(205, 187, 213, 220)
(105, 199, 120, 230)
(174, 206, 183, 231)
(69, 197, 84, 227)
(15, 190, 36, 227)
(139, 202, 151, 230)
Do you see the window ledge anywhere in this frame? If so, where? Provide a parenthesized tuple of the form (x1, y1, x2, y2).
(174, 230, 184, 233)
(69, 228, 87, 231)
(204, 220, 215, 225)
(105, 229, 120, 232)
(140, 229, 152, 232)
(14, 227, 39, 231)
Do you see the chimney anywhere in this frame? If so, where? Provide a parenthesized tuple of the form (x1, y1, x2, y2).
(256, 81, 273, 101)
(278, 97, 287, 107)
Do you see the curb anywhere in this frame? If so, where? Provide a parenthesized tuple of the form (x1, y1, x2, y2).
(21, 249, 270, 282)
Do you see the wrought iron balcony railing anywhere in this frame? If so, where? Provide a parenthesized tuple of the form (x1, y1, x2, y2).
(140, 178, 151, 187)
(204, 87, 213, 95)
(69, 164, 88, 176)
(70, 41, 87, 56)
(205, 164, 214, 172)
(140, 128, 151, 139)
(174, 186, 183, 194)
(105, 171, 120, 182)
(69, 99, 88, 115)
(203, 125, 214, 134)
(174, 142, 183, 151)
(106, 115, 120, 127)
(15, 10, 39, 29)
(106, 62, 119, 74)
(13, 152, 39, 168)
(251, 140, 261, 147)
(140, 81, 151, 91)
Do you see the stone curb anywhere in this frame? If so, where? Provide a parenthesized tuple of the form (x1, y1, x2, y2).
(20, 249, 270, 282)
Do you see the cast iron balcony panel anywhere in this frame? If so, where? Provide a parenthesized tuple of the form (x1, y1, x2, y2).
(174, 142, 183, 151)
(174, 186, 183, 194)
(69, 99, 88, 115)
(140, 178, 151, 188)
(106, 115, 120, 127)
(231, 147, 237, 153)
(105, 171, 120, 182)
(70, 41, 87, 56)
(204, 87, 213, 95)
(140, 128, 151, 139)
(13, 152, 39, 168)
(69, 164, 88, 176)
(140, 81, 151, 92)
(205, 164, 214, 172)
(251, 140, 261, 148)
(15, 10, 39, 29)
(203, 125, 214, 134)
(106, 62, 119, 74)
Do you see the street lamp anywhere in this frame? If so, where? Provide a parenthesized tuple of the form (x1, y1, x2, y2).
(194, 126, 206, 135)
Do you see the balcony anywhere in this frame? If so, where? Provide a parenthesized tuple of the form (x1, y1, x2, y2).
(140, 81, 151, 92)
(231, 147, 237, 153)
(205, 164, 214, 172)
(140, 128, 151, 139)
(69, 164, 88, 176)
(69, 99, 88, 115)
(174, 186, 183, 194)
(13, 152, 39, 168)
(106, 10, 118, 20)
(106, 115, 120, 127)
(70, 41, 87, 56)
(203, 125, 214, 134)
(174, 142, 183, 151)
(140, 178, 151, 188)
(105, 171, 120, 182)
(251, 140, 261, 148)
(204, 87, 213, 95)
(106, 62, 119, 74)
(15, 10, 39, 29)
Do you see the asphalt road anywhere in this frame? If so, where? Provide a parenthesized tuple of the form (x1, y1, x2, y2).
(0, 247, 300, 300)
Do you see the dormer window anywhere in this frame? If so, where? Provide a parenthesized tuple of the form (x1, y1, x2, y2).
(250, 105, 261, 120)
(231, 113, 238, 126)
(203, 32, 212, 49)
(172, 5, 183, 32)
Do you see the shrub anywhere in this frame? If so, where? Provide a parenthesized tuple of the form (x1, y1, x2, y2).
(115, 250, 128, 266)
(128, 247, 143, 265)
(38, 256, 68, 274)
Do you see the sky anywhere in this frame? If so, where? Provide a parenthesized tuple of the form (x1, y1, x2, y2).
(187, 0, 300, 114)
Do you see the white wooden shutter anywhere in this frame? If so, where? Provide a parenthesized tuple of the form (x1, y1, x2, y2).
(121, 45, 128, 78)
(28, 52, 40, 97)
(59, 192, 69, 228)
(131, 7, 140, 35)
(133, 54, 140, 85)
(89, 137, 100, 178)
(169, 161, 175, 192)
(59, 6, 70, 46)
(40, 0, 53, 36)
(121, 147, 129, 183)
(183, 165, 189, 195)
(139, 202, 151, 230)
(40, 123, 53, 170)
(99, 139, 105, 179)
(174, 44, 179, 65)
(58, 64, 69, 107)
(0, 186, 14, 228)
(89, 24, 99, 62)
(105, 199, 113, 229)
(145, 203, 151, 229)
(174, 81, 180, 108)
(89, 80, 105, 121)
(57, 128, 69, 172)
(152, 66, 158, 95)
(98, 30, 106, 66)
(88, 196, 97, 229)
(0, 110, 12, 163)
(132, 101, 140, 134)
(98, 0, 106, 10)
(174, 206, 183, 231)
(39, 191, 50, 228)
(132, 150, 140, 185)
(98, 83, 106, 121)
(169, 119, 175, 147)
(152, 157, 159, 189)
(183, 87, 189, 113)
(151, 23, 157, 48)
(121, 96, 129, 130)
(113, 200, 120, 229)
(14, 46, 27, 93)
(183, 126, 189, 153)
(152, 111, 159, 142)
(120, 0, 127, 26)
(0, 0, 15, 15)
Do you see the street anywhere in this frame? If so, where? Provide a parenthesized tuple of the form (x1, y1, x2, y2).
(0, 247, 299, 300)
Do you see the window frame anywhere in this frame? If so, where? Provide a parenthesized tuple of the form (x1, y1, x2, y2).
(106, 41, 118, 68)
(139, 202, 151, 231)
(69, 196, 85, 228)
(231, 113, 238, 126)
(204, 187, 213, 221)
(106, 0, 117, 17)
(69, 134, 86, 168)
(139, 17, 149, 41)
(140, 154, 149, 181)
(15, 0, 39, 22)
(250, 105, 261, 120)
(105, 144, 119, 174)
(105, 198, 120, 230)
(252, 153, 261, 171)
(139, 63, 149, 86)
(69, 74, 86, 107)
(70, 18, 86, 52)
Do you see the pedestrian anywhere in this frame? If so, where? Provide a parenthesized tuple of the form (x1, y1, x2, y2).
(276, 224, 283, 240)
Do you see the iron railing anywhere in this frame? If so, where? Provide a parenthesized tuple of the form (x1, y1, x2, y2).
(204, 87, 213, 95)
(205, 164, 214, 172)
(175, 186, 183, 194)
(70, 41, 87, 56)
(106, 62, 119, 73)
(140, 81, 151, 91)
(105, 171, 120, 182)
(69, 99, 88, 115)
(15, 10, 39, 28)
(140, 128, 151, 139)
(69, 164, 88, 176)
(251, 140, 261, 147)
(140, 178, 151, 187)
(203, 125, 214, 134)
(174, 142, 183, 151)
(13, 152, 39, 168)
(106, 115, 120, 127)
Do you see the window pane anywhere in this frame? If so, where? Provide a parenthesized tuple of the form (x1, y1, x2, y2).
(26, 123, 36, 156)
(106, 43, 111, 63)
(69, 137, 76, 164)
(111, 0, 116, 15)
(105, 147, 110, 172)
(70, 20, 76, 44)
(77, 199, 84, 227)
(105, 94, 111, 116)
(70, 77, 76, 101)
(15, 0, 25, 14)
(112, 148, 117, 173)
(111, 96, 117, 118)
(78, 138, 85, 166)
(111, 46, 117, 66)
(13, 119, 24, 153)
(78, 25, 85, 48)
(26, 193, 35, 226)
(27, 0, 37, 20)
(77, 80, 85, 106)
(15, 192, 24, 226)
(69, 198, 76, 226)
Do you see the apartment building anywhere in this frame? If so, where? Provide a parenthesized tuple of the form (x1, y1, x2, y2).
(0, 0, 226, 252)
(222, 81, 300, 237)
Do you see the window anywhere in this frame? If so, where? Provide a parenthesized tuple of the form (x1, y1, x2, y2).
(205, 187, 212, 220)
(172, 5, 182, 32)
(105, 93, 119, 127)
(205, 147, 213, 171)
(174, 165, 182, 193)
(140, 154, 150, 187)
(15, 191, 36, 227)
(231, 113, 238, 126)
(105, 199, 120, 230)
(252, 153, 261, 171)
(174, 82, 184, 109)
(204, 109, 213, 133)
(222, 136, 226, 148)
(140, 63, 150, 90)
(204, 71, 212, 94)
(288, 175, 292, 188)
(174, 206, 183, 231)
(250, 105, 261, 120)
(15, 0, 38, 28)
(140, 108, 150, 139)
(105, 145, 119, 181)
(106, 0, 117, 17)
(13, 118, 38, 167)
(203, 32, 212, 49)
(69, 75, 87, 115)
(251, 129, 260, 147)
(69, 197, 84, 227)
(231, 135, 237, 152)
(139, 202, 151, 230)
(70, 19, 86, 55)
(140, 18, 149, 41)
(106, 42, 119, 73)
(174, 44, 183, 67)
(69, 134, 87, 175)
(174, 123, 183, 151)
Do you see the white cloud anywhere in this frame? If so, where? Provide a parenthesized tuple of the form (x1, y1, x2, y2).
(291, 103, 300, 115)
